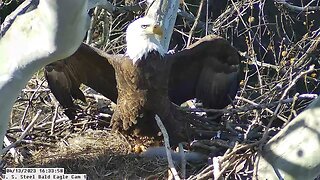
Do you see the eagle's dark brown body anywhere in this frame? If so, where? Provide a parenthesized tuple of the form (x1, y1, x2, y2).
(110, 52, 187, 140)
(111, 52, 169, 129)
(44, 35, 240, 142)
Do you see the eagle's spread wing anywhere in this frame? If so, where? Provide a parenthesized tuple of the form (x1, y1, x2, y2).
(167, 35, 240, 109)
(45, 43, 118, 119)
(45, 36, 240, 119)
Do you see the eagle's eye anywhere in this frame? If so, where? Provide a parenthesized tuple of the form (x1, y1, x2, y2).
(141, 25, 149, 29)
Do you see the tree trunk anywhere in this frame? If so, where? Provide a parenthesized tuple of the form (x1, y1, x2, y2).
(146, 0, 180, 51)
(254, 97, 320, 179)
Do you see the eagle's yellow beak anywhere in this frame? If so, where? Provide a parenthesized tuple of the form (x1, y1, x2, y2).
(151, 25, 163, 36)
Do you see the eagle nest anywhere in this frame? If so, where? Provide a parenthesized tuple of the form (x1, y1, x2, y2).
(2, 0, 320, 179)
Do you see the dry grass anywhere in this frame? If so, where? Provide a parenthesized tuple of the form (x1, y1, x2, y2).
(3, 74, 205, 179)
(18, 130, 169, 180)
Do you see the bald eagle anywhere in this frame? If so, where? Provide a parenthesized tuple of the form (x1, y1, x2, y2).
(45, 17, 240, 140)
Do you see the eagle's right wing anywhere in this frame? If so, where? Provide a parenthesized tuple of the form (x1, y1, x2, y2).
(45, 43, 118, 119)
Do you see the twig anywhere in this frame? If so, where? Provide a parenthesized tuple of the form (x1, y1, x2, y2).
(275, 0, 320, 12)
(20, 80, 45, 130)
(254, 65, 317, 151)
(213, 157, 221, 180)
(178, 143, 186, 179)
(236, 96, 288, 122)
(50, 102, 59, 136)
(3, 136, 18, 161)
(86, 7, 99, 44)
(184, 93, 317, 114)
(188, 164, 213, 180)
(2, 110, 42, 155)
(275, 65, 316, 115)
(186, 0, 204, 46)
(88, 0, 147, 14)
(155, 115, 180, 180)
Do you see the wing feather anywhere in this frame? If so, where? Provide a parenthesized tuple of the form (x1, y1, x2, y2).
(45, 36, 239, 119)
(44, 43, 118, 119)
(168, 35, 240, 109)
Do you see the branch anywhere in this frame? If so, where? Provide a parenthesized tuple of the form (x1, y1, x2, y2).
(186, 0, 205, 46)
(0, 0, 39, 37)
(2, 110, 41, 156)
(275, 0, 320, 12)
(146, 0, 180, 51)
(155, 115, 180, 180)
(88, 0, 147, 14)
(184, 94, 318, 114)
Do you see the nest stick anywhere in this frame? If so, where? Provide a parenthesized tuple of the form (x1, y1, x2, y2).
(155, 115, 180, 180)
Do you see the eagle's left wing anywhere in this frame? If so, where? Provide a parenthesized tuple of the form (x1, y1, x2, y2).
(167, 35, 240, 109)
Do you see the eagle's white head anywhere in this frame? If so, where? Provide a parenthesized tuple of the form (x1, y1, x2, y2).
(126, 17, 165, 64)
